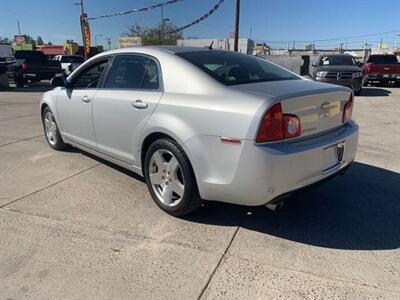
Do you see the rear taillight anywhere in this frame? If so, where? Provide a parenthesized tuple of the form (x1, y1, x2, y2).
(342, 95, 354, 123)
(256, 102, 302, 143)
(21, 62, 28, 72)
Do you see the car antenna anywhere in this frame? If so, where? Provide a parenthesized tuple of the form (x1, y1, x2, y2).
(208, 41, 214, 50)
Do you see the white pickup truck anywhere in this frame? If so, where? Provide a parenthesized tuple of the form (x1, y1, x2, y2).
(52, 55, 84, 75)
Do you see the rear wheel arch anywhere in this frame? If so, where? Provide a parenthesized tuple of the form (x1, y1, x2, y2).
(140, 132, 199, 187)
(141, 132, 181, 170)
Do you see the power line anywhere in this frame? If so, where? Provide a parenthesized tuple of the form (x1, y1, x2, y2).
(263, 29, 400, 44)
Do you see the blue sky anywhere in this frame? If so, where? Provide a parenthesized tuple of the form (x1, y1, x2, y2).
(1, 0, 400, 49)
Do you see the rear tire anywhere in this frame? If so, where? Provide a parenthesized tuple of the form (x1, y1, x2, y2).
(395, 81, 400, 88)
(144, 138, 202, 216)
(42, 107, 67, 151)
(15, 76, 26, 87)
(362, 77, 368, 87)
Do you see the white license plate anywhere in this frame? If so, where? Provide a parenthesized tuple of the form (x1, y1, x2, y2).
(322, 142, 345, 173)
(55, 73, 64, 77)
(383, 74, 389, 78)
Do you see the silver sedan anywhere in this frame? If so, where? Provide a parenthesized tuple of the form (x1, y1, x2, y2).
(41, 46, 359, 216)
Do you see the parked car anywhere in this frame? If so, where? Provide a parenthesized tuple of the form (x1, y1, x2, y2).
(312, 54, 363, 95)
(362, 54, 400, 86)
(13, 50, 63, 87)
(41, 47, 358, 216)
(0, 42, 16, 80)
(53, 55, 85, 76)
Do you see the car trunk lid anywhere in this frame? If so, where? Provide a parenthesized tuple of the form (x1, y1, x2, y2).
(231, 79, 352, 139)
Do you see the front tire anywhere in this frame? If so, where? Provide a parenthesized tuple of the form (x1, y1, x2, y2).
(144, 138, 202, 216)
(42, 107, 67, 150)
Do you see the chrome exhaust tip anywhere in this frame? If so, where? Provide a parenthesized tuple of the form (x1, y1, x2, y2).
(265, 201, 285, 211)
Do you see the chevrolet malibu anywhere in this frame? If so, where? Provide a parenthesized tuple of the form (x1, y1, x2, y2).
(41, 47, 359, 216)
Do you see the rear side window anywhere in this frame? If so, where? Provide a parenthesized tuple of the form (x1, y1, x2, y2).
(367, 55, 398, 64)
(105, 55, 160, 90)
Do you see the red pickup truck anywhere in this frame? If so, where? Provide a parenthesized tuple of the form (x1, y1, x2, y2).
(363, 54, 400, 86)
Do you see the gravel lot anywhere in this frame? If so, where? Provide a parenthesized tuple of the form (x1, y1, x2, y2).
(0, 83, 399, 299)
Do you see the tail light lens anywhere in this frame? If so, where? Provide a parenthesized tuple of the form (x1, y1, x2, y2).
(21, 62, 28, 72)
(342, 95, 354, 123)
(284, 114, 302, 139)
(256, 102, 302, 143)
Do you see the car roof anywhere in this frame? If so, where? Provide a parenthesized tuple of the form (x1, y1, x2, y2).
(97, 46, 216, 58)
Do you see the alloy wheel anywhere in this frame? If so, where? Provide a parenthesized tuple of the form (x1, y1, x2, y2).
(149, 149, 185, 207)
(44, 111, 58, 146)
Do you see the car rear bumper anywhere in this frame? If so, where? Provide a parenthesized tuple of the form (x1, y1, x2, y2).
(315, 77, 362, 91)
(184, 121, 359, 206)
(365, 73, 400, 81)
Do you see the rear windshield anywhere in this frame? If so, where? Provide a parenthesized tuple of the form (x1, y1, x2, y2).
(176, 51, 299, 86)
(15, 51, 45, 61)
(367, 55, 398, 64)
(319, 55, 356, 66)
(61, 56, 84, 63)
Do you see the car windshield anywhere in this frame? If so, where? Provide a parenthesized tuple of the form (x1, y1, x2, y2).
(176, 51, 299, 86)
(61, 56, 84, 63)
(319, 55, 356, 66)
(367, 55, 398, 64)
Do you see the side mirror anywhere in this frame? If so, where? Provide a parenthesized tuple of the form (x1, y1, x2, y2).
(68, 64, 74, 73)
(312, 62, 317, 67)
(50, 76, 66, 87)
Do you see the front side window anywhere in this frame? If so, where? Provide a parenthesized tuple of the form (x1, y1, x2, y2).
(105, 55, 160, 90)
(72, 59, 109, 89)
(176, 51, 299, 86)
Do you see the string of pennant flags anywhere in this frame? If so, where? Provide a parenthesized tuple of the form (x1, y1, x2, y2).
(168, 0, 225, 33)
(86, 0, 225, 35)
(87, 0, 183, 21)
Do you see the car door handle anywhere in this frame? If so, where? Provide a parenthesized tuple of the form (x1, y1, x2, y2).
(131, 100, 148, 109)
(82, 95, 92, 103)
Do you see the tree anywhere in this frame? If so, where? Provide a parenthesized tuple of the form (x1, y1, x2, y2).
(124, 22, 182, 46)
(36, 36, 44, 45)
(0, 37, 11, 43)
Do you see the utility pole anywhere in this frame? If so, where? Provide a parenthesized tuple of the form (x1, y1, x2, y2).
(75, 0, 88, 59)
(161, 5, 164, 39)
(233, 0, 240, 52)
(17, 21, 21, 35)
(106, 38, 111, 50)
(379, 38, 383, 50)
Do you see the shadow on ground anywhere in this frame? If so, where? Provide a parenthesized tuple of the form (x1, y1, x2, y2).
(2, 82, 52, 93)
(186, 162, 400, 251)
(76, 145, 400, 251)
(360, 87, 392, 97)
